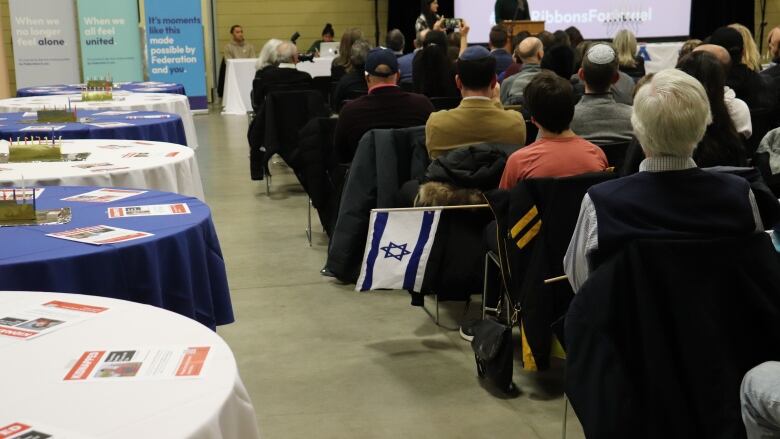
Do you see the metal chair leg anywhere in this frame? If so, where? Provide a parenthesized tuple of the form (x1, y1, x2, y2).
(306, 197, 312, 247)
(562, 394, 569, 439)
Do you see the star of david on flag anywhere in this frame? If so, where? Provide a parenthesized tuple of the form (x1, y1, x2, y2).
(356, 209, 441, 292)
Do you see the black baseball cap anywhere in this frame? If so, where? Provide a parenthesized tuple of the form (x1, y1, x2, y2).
(365, 48, 399, 77)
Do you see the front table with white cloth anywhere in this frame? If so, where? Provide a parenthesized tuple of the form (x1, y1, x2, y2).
(222, 57, 334, 115)
(0, 291, 260, 439)
(0, 93, 199, 148)
(0, 139, 204, 200)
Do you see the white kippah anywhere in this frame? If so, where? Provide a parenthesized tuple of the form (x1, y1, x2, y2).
(587, 44, 616, 64)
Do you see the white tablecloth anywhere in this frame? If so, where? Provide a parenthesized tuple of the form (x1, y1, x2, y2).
(641, 42, 685, 75)
(0, 139, 204, 200)
(0, 93, 199, 149)
(222, 57, 333, 115)
(0, 291, 260, 439)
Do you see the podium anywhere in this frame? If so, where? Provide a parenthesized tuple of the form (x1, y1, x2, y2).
(502, 20, 545, 38)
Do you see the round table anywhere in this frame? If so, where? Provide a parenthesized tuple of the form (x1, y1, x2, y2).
(0, 110, 187, 146)
(0, 139, 204, 200)
(0, 291, 258, 439)
(0, 187, 233, 329)
(17, 81, 186, 97)
(0, 94, 198, 149)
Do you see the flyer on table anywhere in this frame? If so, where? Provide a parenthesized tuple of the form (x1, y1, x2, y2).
(47, 225, 153, 245)
(64, 346, 211, 382)
(0, 300, 108, 340)
(0, 421, 92, 438)
(61, 188, 146, 203)
(107, 203, 190, 218)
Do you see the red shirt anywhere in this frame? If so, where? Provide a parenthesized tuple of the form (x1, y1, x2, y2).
(499, 136, 608, 189)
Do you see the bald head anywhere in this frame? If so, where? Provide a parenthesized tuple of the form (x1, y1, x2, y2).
(693, 44, 731, 67)
(769, 27, 780, 59)
(518, 37, 543, 63)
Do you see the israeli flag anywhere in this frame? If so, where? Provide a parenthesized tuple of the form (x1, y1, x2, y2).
(356, 209, 441, 292)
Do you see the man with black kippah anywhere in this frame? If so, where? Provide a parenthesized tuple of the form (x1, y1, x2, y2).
(334, 48, 434, 163)
(570, 44, 634, 144)
(425, 46, 526, 159)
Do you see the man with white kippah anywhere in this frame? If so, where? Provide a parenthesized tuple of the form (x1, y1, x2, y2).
(570, 43, 634, 144)
(564, 69, 765, 292)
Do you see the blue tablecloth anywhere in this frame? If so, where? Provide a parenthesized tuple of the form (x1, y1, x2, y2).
(0, 186, 233, 329)
(17, 82, 186, 97)
(0, 110, 187, 146)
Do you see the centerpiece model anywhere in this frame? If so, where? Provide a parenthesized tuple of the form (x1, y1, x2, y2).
(0, 188, 35, 222)
(37, 102, 77, 123)
(7, 137, 62, 162)
(82, 75, 114, 102)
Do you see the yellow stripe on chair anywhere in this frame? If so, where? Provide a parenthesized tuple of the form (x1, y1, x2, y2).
(521, 322, 538, 372)
(516, 219, 542, 249)
(510, 206, 539, 239)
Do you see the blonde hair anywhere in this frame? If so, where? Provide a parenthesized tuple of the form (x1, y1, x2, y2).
(613, 29, 638, 68)
(631, 69, 711, 158)
(729, 23, 762, 72)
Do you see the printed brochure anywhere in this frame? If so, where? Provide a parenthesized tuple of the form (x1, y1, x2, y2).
(61, 188, 146, 203)
(46, 225, 153, 245)
(64, 346, 211, 382)
(107, 203, 190, 218)
(0, 300, 108, 340)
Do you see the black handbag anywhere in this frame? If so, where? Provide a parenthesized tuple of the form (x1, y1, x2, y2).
(471, 318, 516, 395)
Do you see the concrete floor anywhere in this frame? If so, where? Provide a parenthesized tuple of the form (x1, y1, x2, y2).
(195, 110, 586, 439)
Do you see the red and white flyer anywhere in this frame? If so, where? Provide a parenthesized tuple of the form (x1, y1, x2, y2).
(46, 225, 153, 246)
(107, 203, 190, 218)
(64, 346, 211, 382)
(0, 300, 109, 340)
(0, 421, 92, 438)
(61, 188, 146, 203)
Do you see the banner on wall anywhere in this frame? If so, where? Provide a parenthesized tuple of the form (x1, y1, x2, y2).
(8, 0, 81, 88)
(76, 0, 144, 82)
(143, 0, 207, 110)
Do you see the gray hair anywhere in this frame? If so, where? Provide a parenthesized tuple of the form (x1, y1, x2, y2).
(255, 38, 283, 70)
(632, 69, 712, 158)
(350, 39, 371, 69)
(386, 29, 405, 52)
(276, 41, 298, 64)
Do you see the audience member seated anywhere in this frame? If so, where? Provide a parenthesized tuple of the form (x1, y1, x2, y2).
(489, 25, 513, 75)
(399, 30, 427, 84)
(693, 44, 753, 139)
(502, 36, 544, 104)
(613, 29, 645, 80)
(552, 30, 571, 48)
(729, 23, 764, 73)
(498, 32, 530, 82)
(536, 31, 555, 50)
(426, 46, 526, 159)
(331, 28, 363, 81)
(565, 26, 584, 50)
(763, 27, 780, 80)
(253, 41, 312, 109)
(677, 51, 748, 167)
(332, 39, 370, 112)
(540, 43, 576, 79)
(255, 38, 283, 71)
(564, 69, 764, 292)
(570, 44, 633, 144)
(307, 23, 335, 55)
(678, 38, 703, 59)
(334, 48, 434, 163)
(709, 26, 776, 109)
(742, 362, 780, 438)
(413, 30, 461, 98)
(499, 71, 608, 188)
(385, 29, 405, 57)
(572, 41, 635, 105)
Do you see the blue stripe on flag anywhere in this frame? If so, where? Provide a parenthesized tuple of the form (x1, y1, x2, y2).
(360, 212, 389, 291)
(402, 211, 435, 290)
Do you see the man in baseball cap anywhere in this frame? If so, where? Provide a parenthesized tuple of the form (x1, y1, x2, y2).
(334, 48, 434, 163)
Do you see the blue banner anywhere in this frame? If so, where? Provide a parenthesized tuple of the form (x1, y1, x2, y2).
(143, 0, 207, 110)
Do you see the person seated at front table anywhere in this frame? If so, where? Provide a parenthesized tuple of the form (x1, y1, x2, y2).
(499, 71, 608, 189)
(224, 25, 256, 59)
(425, 46, 526, 159)
(307, 23, 335, 55)
(334, 48, 434, 163)
(570, 43, 634, 144)
(563, 69, 765, 292)
(252, 41, 312, 106)
(331, 39, 370, 112)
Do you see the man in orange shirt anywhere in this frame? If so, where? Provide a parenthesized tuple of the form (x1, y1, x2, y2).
(499, 71, 608, 189)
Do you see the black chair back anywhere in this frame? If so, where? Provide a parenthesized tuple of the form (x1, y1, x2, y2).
(430, 96, 462, 111)
(748, 108, 779, 155)
(596, 140, 631, 173)
(251, 79, 313, 112)
(310, 76, 333, 108)
(399, 81, 414, 92)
